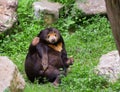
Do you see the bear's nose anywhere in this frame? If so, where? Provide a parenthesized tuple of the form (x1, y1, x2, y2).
(51, 38, 55, 43)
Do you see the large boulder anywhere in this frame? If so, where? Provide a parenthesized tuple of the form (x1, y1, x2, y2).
(0, 56, 25, 92)
(95, 51, 120, 82)
(0, 0, 18, 33)
(76, 0, 106, 15)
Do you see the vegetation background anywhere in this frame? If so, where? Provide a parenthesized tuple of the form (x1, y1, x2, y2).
(0, 0, 120, 91)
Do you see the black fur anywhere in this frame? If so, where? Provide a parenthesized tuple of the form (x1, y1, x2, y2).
(25, 28, 73, 85)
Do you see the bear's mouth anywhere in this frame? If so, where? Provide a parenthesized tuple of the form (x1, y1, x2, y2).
(51, 39, 56, 43)
(47, 36, 58, 44)
(49, 39, 57, 44)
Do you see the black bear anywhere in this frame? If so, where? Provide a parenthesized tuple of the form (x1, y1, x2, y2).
(25, 28, 73, 86)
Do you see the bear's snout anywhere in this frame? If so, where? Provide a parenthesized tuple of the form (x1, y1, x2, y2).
(49, 36, 57, 43)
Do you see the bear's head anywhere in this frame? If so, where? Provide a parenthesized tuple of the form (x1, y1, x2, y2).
(38, 28, 61, 44)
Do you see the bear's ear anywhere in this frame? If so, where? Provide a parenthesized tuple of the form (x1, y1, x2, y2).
(37, 30, 43, 37)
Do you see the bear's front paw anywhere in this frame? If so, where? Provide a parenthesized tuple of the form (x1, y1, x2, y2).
(66, 57, 74, 65)
(32, 37, 40, 46)
(53, 80, 59, 86)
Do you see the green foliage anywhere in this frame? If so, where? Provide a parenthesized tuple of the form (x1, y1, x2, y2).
(4, 88, 10, 92)
(0, 0, 119, 92)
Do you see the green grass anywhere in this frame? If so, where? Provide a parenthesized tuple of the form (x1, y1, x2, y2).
(0, 0, 120, 92)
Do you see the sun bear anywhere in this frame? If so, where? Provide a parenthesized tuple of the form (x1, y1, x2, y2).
(25, 28, 73, 86)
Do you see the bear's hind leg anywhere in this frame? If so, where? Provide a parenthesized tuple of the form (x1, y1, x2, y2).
(45, 67, 60, 86)
(53, 75, 60, 86)
(27, 74, 35, 83)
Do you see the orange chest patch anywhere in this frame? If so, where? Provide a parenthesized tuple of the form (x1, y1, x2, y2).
(48, 42, 62, 52)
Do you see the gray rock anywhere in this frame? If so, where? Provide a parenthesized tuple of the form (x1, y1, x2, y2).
(33, 0, 63, 25)
(0, 0, 18, 33)
(0, 56, 25, 92)
(95, 50, 120, 82)
(76, 0, 106, 15)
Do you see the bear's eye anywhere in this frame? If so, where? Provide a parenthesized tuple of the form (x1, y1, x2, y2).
(47, 35, 50, 38)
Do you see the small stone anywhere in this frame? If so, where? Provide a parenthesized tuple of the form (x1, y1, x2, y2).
(33, 0, 63, 25)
